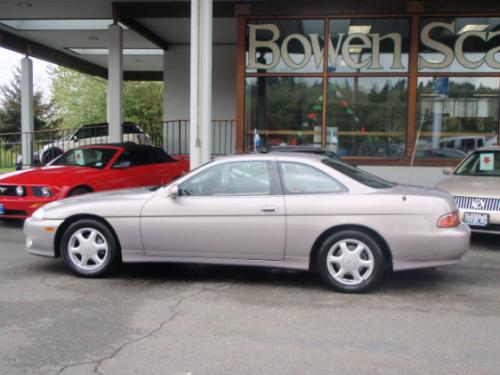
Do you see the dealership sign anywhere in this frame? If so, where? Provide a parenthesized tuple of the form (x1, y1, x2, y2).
(247, 22, 500, 71)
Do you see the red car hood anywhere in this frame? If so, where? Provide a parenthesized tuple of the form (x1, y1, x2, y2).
(0, 166, 99, 186)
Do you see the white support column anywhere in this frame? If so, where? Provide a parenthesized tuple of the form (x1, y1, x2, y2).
(21, 57, 34, 168)
(190, 0, 213, 169)
(107, 23, 123, 143)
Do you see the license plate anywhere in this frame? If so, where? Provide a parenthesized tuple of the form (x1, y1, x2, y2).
(0, 204, 4, 215)
(463, 212, 489, 227)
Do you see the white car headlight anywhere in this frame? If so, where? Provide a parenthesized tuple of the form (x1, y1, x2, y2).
(16, 186, 25, 196)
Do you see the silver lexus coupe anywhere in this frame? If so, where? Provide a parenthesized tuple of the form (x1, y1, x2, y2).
(24, 153, 470, 293)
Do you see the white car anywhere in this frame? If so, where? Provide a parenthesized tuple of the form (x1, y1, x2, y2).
(39, 122, 152, 164)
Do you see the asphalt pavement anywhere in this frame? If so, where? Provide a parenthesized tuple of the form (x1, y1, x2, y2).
(1, 219, 500, 375)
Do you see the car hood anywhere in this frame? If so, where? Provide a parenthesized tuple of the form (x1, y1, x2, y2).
(436, 175, 500, 198)
(0, 166, 99, 186)
(40, 187, 156, 219)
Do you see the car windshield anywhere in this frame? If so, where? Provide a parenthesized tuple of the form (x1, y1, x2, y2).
(454, 151, 500, 176)
(51, 148, 117, 169)
(322, 158, 396, 188)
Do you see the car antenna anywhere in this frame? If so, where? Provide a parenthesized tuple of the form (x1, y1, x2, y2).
(403, 118, 425, 202)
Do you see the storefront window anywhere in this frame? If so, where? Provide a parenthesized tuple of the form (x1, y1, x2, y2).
(246, 19, 325, 73)
(328, 18, 410, 73)
(416, 77, 500, 158)
(419, 17, 500, 73)
(242, 15, 500, 163)
(245, 77, 323, 148)
(326, 77, 408, 157)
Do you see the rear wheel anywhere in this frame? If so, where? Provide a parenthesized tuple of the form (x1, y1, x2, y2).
(317, 230, 384, 293)
(60, 219, 120, 277)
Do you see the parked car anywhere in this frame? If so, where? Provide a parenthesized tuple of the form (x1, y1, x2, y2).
(436, 146, 500, 234)
(439, 135, 496, 154)
(415, 147, 467, 159)
(24, 153, 469, 293)
(265, 145, 343, 163)
(39, 122, 152, 165)
(357, 141, 405, 157)
(0, 143, 189, 219)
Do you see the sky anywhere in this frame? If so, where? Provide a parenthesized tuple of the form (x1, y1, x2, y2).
(0, 47, 55, 101)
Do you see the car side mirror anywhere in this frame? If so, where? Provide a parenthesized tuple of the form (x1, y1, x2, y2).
(443, 166, 454, 175)
(114, 160, 131, 169)
(167, 184, 179, 199)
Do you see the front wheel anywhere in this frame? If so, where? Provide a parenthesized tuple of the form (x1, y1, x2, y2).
(60, 219, 120, 277)
(317, 230, 384, 293)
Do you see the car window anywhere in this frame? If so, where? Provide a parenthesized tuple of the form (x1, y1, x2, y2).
(322, 158, 396, 189)
(455, 151, 500, 176)
(179, 161, 271, 196)
(278, 162, 344, 194)
(123, 124, 143, 134)
(52, 148, 117, 169)
(76, 126, 107, 139)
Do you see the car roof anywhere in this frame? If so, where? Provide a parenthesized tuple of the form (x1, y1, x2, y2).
(78, 142, 162, 152)
(216, 152, 327, 163)
(80, 122, 137, 128)
(476, 145, 500, 152)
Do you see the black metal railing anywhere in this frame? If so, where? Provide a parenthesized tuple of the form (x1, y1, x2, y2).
(163, 120, 236, 156)
(0, 120, 236, 169)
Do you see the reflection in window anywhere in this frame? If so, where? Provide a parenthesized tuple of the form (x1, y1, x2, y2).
(328, 18, 410, 73)
(416, 77, 499, 158)
(279, 162, 344, 194)
(180, 161, 271, 196)
(246, 19, 325, 73)
(326, 77, 408, 157)
(245, 77, 323, 149)
(419, 17, 500, 72)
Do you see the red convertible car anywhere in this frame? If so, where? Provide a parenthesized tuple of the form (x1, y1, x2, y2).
(0, 143, 189, 219)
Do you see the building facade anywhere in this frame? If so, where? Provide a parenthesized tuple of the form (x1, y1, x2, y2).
(1, 1, 499, 185)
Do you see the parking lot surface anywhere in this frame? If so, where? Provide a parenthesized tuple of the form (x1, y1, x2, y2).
(1, 219, 500, 375)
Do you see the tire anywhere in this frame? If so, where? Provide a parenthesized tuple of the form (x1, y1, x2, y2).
(60, 219, 120, 277)
(68, 186, 92, 197)
(316, 230, 384, 293)
(42, 148, 63, 165)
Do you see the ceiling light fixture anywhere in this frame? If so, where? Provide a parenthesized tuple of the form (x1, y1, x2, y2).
(348, 25, 372, 35)
(458, 24, 489, 34)
(17, 2, 32, 8)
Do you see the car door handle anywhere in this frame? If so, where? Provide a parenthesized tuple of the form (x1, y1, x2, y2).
(261, 207, 279, 213)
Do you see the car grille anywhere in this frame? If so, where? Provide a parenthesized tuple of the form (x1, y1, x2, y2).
(0, 209, 27, 216)
(0, 185, 20, 197)
(454, 196, 500, 211)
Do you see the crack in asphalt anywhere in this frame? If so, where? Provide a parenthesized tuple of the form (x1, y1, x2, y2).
(53, 283, 233, 375)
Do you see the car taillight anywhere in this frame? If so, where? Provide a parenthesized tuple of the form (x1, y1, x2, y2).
(437, 211, 460, 228)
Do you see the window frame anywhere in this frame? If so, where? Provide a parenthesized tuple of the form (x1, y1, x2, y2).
(277, 161, 348, 195)
(237, 13, 500, 166)
(178, 160, 283, 198)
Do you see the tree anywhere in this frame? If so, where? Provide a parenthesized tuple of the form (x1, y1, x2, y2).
(49, 66, 164, 135)
(49, 66, 107, 128)
(0, 67, 56, 134)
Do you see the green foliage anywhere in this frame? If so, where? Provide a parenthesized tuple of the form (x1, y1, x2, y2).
(49, 66, 164, 134)
(49, 66, 107, 128)
(0, 66, 56, 134)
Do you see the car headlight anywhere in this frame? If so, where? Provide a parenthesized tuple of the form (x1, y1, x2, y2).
(32, 186, 53, 197)
(16, 186, 25, 196)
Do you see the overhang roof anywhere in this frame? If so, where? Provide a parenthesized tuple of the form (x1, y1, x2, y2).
(0, 1, 240, 80)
